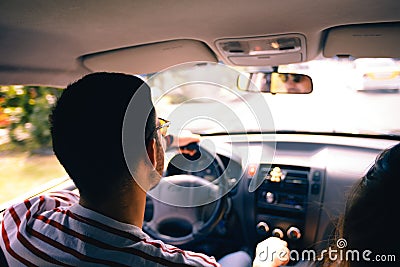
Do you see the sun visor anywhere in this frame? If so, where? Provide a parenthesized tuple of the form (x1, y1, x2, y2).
(324, 22, 400, 58)
(81, 39, 218, 75)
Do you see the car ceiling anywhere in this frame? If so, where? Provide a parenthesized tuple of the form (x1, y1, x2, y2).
(0, 0, 399, 87)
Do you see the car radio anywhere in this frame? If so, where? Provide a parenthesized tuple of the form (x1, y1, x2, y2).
(257, 165, 309, 210)
(254, 165, 311, 249)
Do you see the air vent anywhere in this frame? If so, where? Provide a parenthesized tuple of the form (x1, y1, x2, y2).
(285, 170, 309, 184)
(283, 169, 310, 194)
(258, 165, 310, 181)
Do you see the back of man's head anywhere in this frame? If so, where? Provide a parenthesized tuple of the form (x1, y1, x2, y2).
(50, 72, 156, 200)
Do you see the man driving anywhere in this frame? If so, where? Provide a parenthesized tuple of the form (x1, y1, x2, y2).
(0, 72, 288, 267)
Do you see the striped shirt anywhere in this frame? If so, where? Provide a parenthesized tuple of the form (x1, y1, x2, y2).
(0, 190, 220, 267)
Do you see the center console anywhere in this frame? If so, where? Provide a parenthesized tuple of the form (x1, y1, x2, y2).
(252, 164, 325, 250)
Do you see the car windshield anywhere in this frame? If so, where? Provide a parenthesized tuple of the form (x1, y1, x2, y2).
(143, 58, 400, 137)
(1, 57, 399, 206)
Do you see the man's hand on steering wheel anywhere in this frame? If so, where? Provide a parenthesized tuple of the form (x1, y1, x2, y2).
(143, 140, 229, 246)
(165, 130, 201, 149)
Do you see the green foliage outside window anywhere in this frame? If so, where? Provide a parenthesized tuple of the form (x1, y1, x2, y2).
(0, 85, 63, 152)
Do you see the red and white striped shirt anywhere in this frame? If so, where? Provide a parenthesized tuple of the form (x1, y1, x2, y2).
(0, 190, 220, 267)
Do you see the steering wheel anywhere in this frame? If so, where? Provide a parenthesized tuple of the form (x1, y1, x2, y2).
(143, 142, 228, 245)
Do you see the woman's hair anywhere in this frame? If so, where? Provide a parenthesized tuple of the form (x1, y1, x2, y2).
(324, 142, 400, 266)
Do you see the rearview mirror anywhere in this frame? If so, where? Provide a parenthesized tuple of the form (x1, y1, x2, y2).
(237, 72, 313, 94)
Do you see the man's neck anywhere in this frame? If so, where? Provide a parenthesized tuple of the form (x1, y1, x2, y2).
(79, 182, 146, 228)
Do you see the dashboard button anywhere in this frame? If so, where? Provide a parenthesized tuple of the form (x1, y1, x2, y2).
(265, 192, 275, 203)
(287, 226, 301, 240)
(256, 221, 270, 234)
(312, 171, 321, 181)
(311, 183, 320, 194)
(271, 228, 284, 239)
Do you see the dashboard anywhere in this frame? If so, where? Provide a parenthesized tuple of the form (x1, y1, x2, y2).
(1, 133, 397, 262)
(151, 133, 398, 259)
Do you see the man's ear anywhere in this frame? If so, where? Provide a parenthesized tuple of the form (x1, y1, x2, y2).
(146, 138, 157, 167)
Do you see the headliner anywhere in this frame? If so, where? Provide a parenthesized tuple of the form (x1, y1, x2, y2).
(0, 0, 399, 87)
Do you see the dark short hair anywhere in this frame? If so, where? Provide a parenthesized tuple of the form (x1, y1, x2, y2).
(50, 72, 156, 200)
